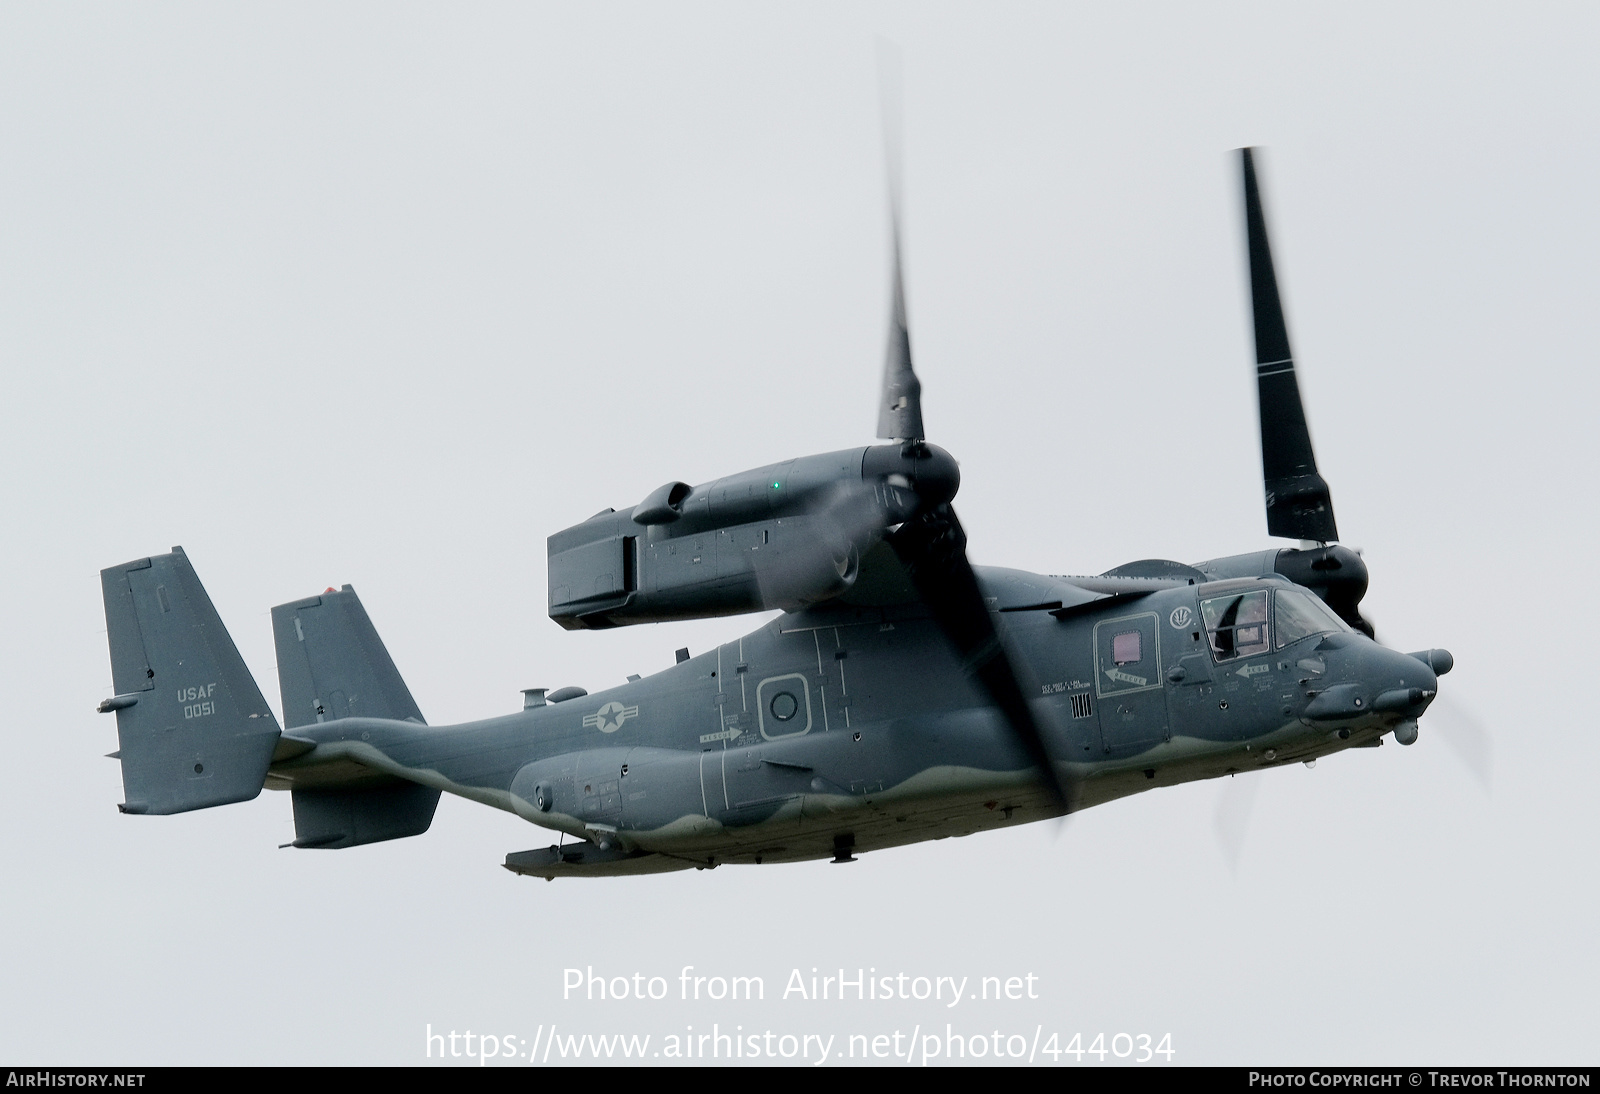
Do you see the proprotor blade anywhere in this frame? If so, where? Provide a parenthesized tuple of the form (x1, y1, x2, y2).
(876, 42, 924, 445)
(878, 223, 924, 444)
(1241, 147, 1338, 543)
(889, 504, 1068, 808)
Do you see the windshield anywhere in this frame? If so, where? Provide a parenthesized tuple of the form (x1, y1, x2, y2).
(1273, 587, 1351, 648)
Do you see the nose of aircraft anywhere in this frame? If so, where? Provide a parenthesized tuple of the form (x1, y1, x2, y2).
(1373, 644, 1454, 747)
(1380, 648, 1452, 744)
(1301, 639, 1451, 745)
(1373, 644, 1443, 716)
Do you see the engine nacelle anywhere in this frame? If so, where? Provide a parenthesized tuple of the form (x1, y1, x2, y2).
(546, 443, 958, 630)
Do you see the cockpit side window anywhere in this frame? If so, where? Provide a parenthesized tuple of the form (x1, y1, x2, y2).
(1273, 588, 1351, 648)
(1200, 590, 1270, 661)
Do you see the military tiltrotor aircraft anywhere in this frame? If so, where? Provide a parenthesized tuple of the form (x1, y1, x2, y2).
(97, 149, 1452, 879)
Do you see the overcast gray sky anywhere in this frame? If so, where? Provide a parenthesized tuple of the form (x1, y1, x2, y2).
(2, 2, 1595, 1066)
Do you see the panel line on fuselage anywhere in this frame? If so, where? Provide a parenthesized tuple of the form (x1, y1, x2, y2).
(778, 619, 877, 634)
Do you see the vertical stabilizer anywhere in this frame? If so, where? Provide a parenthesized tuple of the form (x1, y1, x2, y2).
(99, 548, 281, 814)
(271, 586, 438, 848)
(271, 586, 425, 729)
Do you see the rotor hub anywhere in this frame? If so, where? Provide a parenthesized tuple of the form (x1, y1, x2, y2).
(862, 442, 960, 511)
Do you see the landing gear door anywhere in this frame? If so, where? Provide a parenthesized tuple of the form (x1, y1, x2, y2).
(1092, 612, 1168, 752)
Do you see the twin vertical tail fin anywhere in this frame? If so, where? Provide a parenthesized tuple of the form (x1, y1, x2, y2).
(271, 585, 440, 849)
(99, 548, 281, 815)
(98, 551, 439, 850)
(271, 587, 426, 729)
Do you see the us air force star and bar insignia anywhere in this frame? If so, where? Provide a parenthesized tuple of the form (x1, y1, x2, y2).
(583, 701, 639, 733)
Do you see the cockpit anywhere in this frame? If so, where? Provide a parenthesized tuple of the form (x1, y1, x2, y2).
(1199, 584, 1352, 661)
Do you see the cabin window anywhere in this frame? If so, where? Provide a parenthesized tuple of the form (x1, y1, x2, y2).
(1111, 631, 1143, 665)
(1200, 590, 1270, 661)
(755, 673, 813, 740)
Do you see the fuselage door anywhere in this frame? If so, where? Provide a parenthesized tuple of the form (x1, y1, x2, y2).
(1092, 612, 1168, 752)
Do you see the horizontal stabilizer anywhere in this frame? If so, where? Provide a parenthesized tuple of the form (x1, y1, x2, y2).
(272, 586, 424, 730)
(99, 548, 281, 814)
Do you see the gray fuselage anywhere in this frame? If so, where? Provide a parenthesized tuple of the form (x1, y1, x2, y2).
(268, 566, 1438, 868)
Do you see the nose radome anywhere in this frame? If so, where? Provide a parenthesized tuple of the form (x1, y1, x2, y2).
(1304, 644, 1439, 723)
(1390, 645, 1440, 704)
(1376, 647, 1442, 745)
